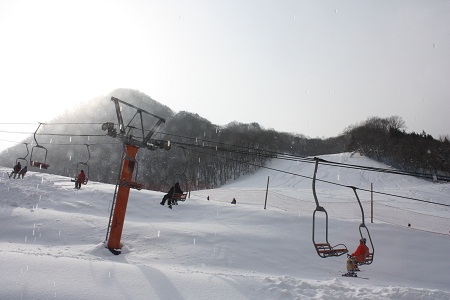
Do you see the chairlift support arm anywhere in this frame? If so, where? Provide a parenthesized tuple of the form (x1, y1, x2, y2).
(106, 97, 170, 151)
(312, 157, 325, 211)
(20, 143, 30, 160)
(33, 123, 42, 146)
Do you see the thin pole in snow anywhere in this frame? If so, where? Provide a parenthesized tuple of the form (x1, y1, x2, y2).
(264, 176, 270, 209)
(370, 182, 374, 223)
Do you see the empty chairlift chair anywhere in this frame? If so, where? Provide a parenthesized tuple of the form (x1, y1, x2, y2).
(312, 157, 348, 258)
(30, 123, 49, 169)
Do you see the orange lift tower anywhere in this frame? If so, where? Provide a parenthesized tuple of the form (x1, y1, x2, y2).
(102, 97, 170, 255)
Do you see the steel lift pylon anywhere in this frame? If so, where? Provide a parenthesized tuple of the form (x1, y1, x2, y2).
(102, 96, 171, 254)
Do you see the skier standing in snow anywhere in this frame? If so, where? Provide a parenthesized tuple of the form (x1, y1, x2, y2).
(344, 238, 370, 276)
(75, 170, 86, 189)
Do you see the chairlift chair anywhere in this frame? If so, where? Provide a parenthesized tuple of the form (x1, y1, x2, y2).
(169, 182, 188, 205)
(168, 147, 190, 205)
(30, 145, 49, 169)
(71, 162, 90, 184)
(350, 187, 375, 265)
(312, 157, 348, 258)
(71, 144, 90, 184)
(30, 123, 49, 169)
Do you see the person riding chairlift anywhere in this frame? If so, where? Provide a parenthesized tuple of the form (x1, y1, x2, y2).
(160, 182, 183, 209)
(17, 166, 27, 179)
(345, 238, 370, 275)
(9, 162, 22, 179)
(75, 170, 86, 190)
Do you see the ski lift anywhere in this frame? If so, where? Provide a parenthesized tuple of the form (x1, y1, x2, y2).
(30, 123, 49, 169)
(71, 144, 90, 185)
(312, 157, 348, 258)
(350, 187, 374, 265)
(15, 143, 29, 168)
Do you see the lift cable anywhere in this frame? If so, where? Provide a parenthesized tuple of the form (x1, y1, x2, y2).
(278, 155, 450, 182)
(0, 122, 107, 125)
(0, 129, 108, 137)
(175, 143, 450, 208)
(155, 130, 449, 181)
(2, 124, 448, 181)
(40, 122, 107, 126)
(167, 137, 450, 182)
(2, 122, 448, 206)
(0, 138, 120, 147)
(2, 123, 448, 182)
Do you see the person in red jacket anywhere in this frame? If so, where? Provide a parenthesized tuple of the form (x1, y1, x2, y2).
(352, 238, 370, 263)
(75, 170, 86, 189)
(345, 238, 370, 274)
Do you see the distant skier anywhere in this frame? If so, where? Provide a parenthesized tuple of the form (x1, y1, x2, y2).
(9, 162, 21, 179)
(75, 170, 86, 189)
(343, 238, 370, 277)
(231, 198, 236, 204)
(17, 166, 27, 179)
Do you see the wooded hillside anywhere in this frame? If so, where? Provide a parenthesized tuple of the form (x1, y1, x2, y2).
(1, 89, 448, 191)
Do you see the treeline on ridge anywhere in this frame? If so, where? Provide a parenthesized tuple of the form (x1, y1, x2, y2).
(345, 116, 450, 179)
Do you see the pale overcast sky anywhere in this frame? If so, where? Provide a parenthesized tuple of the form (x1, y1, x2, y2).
(0, 0, 449, 151)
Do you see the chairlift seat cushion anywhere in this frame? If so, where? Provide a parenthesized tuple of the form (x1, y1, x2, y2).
(172, 192, 187, 201)
(31, 161, 49, 169)
(119, 180, 143, 190)
(318, 248, 348, 254)
(315, 243, 348, 256)
(357, 253, 374, 265)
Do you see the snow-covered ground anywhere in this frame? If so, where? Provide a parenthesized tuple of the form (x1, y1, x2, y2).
(1, 152, 449, 299)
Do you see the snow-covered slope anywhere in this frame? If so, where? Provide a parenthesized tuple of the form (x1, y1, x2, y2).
(1, 153, 449, 299)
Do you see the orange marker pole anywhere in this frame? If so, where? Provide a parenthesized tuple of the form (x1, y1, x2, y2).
(107, 144, 139, 253)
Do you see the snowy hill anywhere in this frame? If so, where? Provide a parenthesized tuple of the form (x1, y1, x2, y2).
(1, 153, 449, 299)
